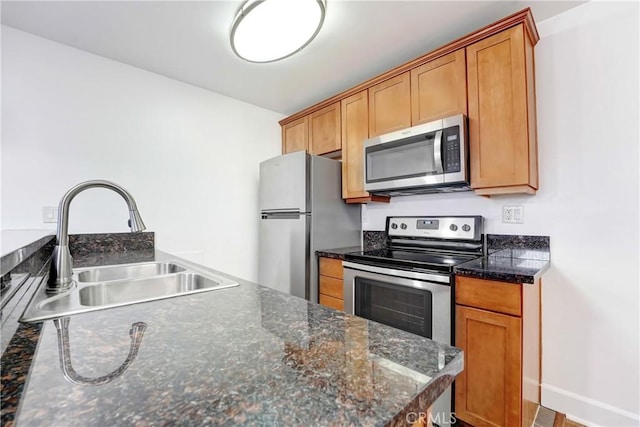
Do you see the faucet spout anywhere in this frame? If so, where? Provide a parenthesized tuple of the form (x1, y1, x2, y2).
(128, 209, 146, 233)
(47, 180, 146, 293)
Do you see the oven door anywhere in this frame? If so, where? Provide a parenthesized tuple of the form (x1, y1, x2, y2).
(343, 261, 455, 425)
(342, 261, 451, 346)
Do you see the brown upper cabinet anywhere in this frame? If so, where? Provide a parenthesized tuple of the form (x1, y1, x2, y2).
(411, 49, 467, 125)
(341, 91, 390, 203)
(279, 9, 540, 201)
(283, 103, 341, 156)
(282, 116, 309, 154)
(467, 24, 538, 195)
(309, 102, 341, 155)
(368, 72, 411, 138)
(341, 91, 370, 200)
(368, 50, 468, 140)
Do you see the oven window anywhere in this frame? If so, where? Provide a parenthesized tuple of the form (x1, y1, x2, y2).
(355, 278, 432, 338)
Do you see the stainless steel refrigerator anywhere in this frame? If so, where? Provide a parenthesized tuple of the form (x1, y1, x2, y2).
(259, 151, 361, 302)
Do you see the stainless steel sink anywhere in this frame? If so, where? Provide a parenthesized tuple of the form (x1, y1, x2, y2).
(78, 273, 222, 306)
(76, 262, 186, 283)
(20, 261, 239, 323)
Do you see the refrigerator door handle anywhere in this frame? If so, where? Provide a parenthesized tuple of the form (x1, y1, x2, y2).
(262, 209, 302, 214)
(261, 211, 305, 219)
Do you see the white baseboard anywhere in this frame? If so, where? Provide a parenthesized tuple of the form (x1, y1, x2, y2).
(542, 384, 640, 427)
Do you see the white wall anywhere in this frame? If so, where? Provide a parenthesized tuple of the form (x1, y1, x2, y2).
(1, 26, 283, 282)
(363, 2, 640, 425)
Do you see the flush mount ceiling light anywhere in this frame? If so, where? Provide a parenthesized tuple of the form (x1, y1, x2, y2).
(230, 0, 326, 63)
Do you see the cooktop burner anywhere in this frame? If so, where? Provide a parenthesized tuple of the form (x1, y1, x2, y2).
(345, 249, 479, 273)
(346, 216, 485, 274)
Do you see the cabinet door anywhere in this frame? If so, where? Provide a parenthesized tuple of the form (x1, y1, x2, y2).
(411, 49, 467, 125)
(341, 90, 370, 199)
(282, 116, 309, 154)
(467, 24, 535, 192)
(368, 72, 411, 137)
(455, 305, 522, 427)
(319, 257, 344, 280)
(319, 276, 343, 299)
(319, 294, 344, 311)
(309, 102, 341, 155)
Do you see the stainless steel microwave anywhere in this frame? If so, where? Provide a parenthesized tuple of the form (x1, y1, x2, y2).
(363, 114, 469, 196)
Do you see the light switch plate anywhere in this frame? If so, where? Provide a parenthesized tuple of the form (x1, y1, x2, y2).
(502, 205, 524, 224)
(42, 206, 57, 223)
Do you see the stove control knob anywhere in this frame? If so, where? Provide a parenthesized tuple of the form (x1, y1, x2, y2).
(449, 224, 458, 231)
(391, 223, 398, 229)
(462, 224, 471, 232)
(400, 223, 407, 230)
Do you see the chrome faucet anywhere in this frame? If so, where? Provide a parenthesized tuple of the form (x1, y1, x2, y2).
(47, 180, 146, 294)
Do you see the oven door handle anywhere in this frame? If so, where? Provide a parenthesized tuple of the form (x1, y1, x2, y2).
(342, 261, 450, 284)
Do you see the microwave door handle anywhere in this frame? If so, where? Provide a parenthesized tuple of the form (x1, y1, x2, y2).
(433, 130, 444, 174)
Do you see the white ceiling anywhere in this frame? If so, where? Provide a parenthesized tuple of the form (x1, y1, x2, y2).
(1, 1, 584, 115)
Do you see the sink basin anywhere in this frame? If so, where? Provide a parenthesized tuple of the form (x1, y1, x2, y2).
(78, 273, 222, 306)
(76, 262, 186, 282)
(20, 261, 239, 322)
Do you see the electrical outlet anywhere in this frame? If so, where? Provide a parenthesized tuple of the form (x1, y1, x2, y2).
(502, 205, 524, 224)
(42, 206, 57, 223)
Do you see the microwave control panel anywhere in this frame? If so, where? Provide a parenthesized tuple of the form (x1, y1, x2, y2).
(443, 126, 461, 173)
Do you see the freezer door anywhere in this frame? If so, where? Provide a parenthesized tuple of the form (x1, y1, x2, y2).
(258, 213, 309, 299)
(259, 151, 310, 213)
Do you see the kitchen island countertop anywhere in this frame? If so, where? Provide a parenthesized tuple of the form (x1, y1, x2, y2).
(2, 249, 463, 426)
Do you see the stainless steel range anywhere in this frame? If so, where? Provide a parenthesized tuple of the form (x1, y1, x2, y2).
(343, 215, 484, 425)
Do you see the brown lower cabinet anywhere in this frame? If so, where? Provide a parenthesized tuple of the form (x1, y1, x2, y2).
(455, 276, 540, 427)
(318, 257, 344, 310)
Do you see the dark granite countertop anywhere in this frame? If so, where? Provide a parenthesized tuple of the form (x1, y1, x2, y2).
(1, 231, 54, 276)
(454, 249, 550, 284)
(3, 249, 463, 426)
(316, 246, 361, 260)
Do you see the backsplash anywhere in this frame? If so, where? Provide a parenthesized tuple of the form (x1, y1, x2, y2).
(362, 230, 550, 261)
(69, 232, 154, 256)
(363, 231, 386, 250)
(486, 234, 550, 252)
(69, 232, 155, 268)
(486, 234, 550, 261)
